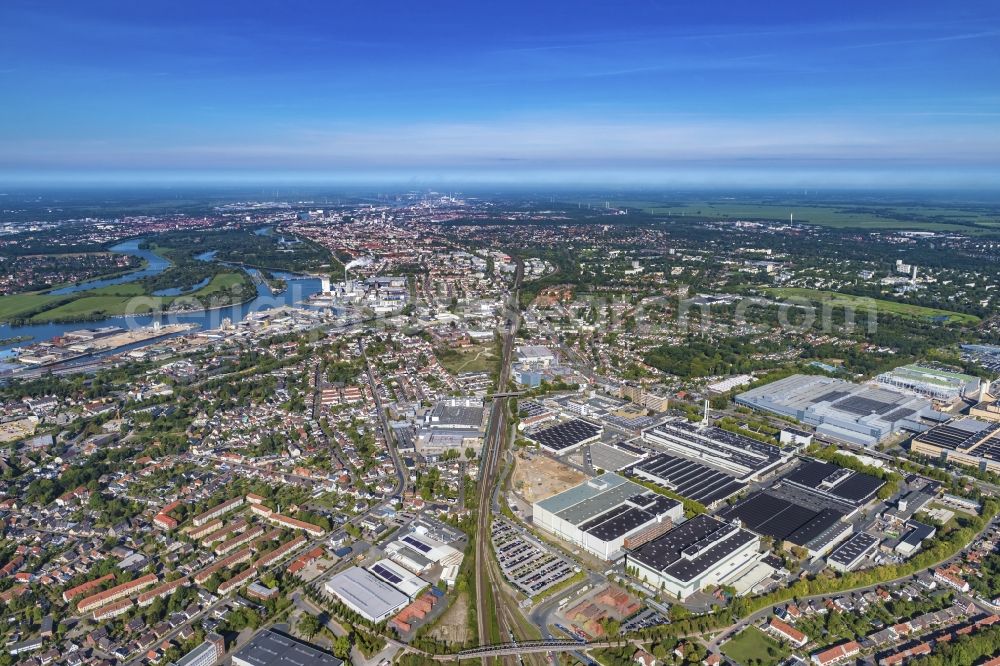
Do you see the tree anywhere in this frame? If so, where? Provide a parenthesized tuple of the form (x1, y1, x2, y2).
(331, 635, 351, 659)
(298, 613, 321, 638)
(668, 604, 690, 622)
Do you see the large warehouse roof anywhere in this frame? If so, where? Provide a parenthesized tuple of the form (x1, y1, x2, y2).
(426, 401, 485, 429)
(535, 472, 630, 516)
(719, 491, 845, 548)
(782, 460, 885, 507)
(736, 374, 936, 447)
(642, 419, 787, 479)
(828, 532, 880, 570)
(534, 472, 681, 538)
(528, 418, 602, 452)
(876, 364, 980, 401)
(914, 418, 998, 452)
(630, 452, 746, 506)
(628, 515, 756, 583)
(232, 630, 343, 666)
(324, 567, 409, 622)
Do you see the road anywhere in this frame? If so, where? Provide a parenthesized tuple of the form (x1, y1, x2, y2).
(361, 338, 408, 499)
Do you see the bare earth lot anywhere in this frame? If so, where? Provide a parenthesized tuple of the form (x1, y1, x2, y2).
(427, 592, 471, 644)
(512, 451, 587, 503)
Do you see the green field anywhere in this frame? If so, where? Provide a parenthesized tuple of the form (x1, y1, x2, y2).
(435, 343, 498, 374)
(0, 271, 251, 323)
(197, 272, 246, 296)
(765, 287, 981, 325)
(32, 295, 169, 321)
(0, 292, 67, 321)
(608, 199, 999, 233)
(721, 626, 790, 666)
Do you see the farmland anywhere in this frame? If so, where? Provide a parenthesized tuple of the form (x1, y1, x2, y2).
(605, 197, 1000, 233)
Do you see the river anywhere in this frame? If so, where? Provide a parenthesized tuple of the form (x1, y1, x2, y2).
(49, 239, 172, 295)
(0, 238, 324, 355)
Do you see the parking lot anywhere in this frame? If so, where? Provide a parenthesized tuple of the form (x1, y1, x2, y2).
(492, 518, 577, 596)
(621, 607, 668, 633)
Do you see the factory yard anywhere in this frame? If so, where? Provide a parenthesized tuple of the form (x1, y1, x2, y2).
(84, 322, 196, 351)
(511, 450, 587, 504)
(425, 593, 472, 645)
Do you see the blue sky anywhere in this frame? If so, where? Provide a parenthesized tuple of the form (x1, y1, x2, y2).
(1, 0, 999, 187)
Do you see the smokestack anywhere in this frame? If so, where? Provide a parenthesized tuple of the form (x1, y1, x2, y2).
(701, 398, 709, 427)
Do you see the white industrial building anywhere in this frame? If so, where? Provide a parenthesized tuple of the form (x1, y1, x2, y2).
(625, 514, 761, 600)
(875, 364, 980, 402)
(641, 418, 791, 481)
(737, 374, 943, 447)
(707, 374, 754, 394)
(415, 399, 485, 456)
(384, 531, 464, 575)
(367, 559, 429, 599)
(324, 566, 410, 623)
(532, 473, 683, 561)
(516, 345, 557, 368)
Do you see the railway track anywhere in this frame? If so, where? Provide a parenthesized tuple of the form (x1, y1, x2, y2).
(475, 259, 540, 666)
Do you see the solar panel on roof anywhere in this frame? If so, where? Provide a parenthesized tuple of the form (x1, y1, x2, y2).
(836, 396, 895, 416)
(519, 401, 549, 417)
(785, 508, 844, 546)
(883, 408, 916, 422)
(532, 419, 601, 450)
(578, 504, 631, 532)
(781, 460, 884, 507)
(920, 424, 994, 451)
(627, 514, 756, 583)
(632, 452, 745, 505)
(402, 535, 432, 553)
(369, 563, 402, 584)
(834, 474, 885, 503)
(971, 437, 1000, 461)
(828, 532, 879, 565)
(718, 491, 845, 545)
(815, 390, 850, 403)
(783, 460, 837, 487)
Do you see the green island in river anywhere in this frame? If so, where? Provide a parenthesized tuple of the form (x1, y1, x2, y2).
(0, 227, 338, 324)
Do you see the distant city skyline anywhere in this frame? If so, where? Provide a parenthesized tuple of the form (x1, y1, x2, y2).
(2, 0, 999, 187)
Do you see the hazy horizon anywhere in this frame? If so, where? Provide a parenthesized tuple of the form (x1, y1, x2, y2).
(2, 0, 999, 189)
